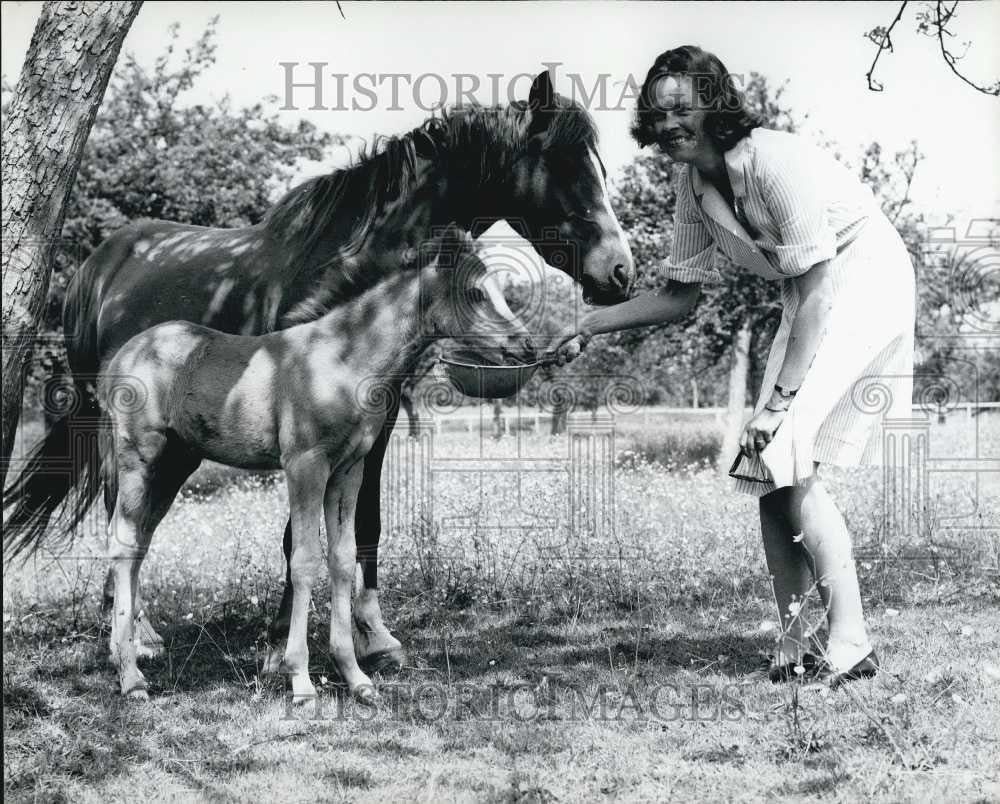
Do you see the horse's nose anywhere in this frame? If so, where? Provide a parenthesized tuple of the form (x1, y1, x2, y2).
(611, 263, 631, 292)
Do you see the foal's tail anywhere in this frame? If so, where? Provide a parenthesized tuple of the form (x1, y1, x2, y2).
(2, 379, 105, 561)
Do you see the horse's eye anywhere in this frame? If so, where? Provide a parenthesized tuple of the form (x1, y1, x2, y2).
(570, 208, 595, 222)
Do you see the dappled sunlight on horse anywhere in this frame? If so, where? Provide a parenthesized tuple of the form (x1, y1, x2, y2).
(101, 225, 535, 702)
(3, 70, 634, 675)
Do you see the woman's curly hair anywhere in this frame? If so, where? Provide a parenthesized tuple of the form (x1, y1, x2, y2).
(630, 45, 760, 151)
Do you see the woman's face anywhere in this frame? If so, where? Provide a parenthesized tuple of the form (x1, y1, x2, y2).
(649, 74, 716, 164)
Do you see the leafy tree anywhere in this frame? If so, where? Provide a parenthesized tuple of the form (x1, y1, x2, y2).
(24, 19, 337, 402)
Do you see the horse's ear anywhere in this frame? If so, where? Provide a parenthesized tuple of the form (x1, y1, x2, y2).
(527, 70, 556, 136)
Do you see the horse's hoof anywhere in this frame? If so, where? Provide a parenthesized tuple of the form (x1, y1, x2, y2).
(122, 674, 149, 700)
(352, 684, 379, 707)
(358, 646, 406, 674)
(355, 630, 406, 674)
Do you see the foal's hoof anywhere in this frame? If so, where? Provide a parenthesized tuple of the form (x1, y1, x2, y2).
(120, 671, 149, 700)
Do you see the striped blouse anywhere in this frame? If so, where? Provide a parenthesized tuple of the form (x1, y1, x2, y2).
(662, 128, 879, 283)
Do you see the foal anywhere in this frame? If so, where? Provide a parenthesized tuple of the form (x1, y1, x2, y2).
(101, 225, 535, 702)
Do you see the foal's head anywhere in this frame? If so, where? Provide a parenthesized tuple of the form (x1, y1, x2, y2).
(417, 225, 537, 366)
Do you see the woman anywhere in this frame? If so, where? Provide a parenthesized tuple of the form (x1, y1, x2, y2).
(552, 46, 915, 685)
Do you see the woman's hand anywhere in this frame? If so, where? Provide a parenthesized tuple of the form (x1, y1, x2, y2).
(548, 325, 592, 367)
(740, 408, 787, 455)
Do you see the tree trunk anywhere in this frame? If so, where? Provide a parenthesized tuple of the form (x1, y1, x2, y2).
(690, 376, 699, 409)
(1, 1, 142, 483)
(718, 316, 752, 473)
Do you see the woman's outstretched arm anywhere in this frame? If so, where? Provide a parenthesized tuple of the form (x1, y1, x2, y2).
(548, 281, 701, 365)
(579, 281, 701, 337)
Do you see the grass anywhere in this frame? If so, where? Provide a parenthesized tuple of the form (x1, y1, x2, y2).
(4, 414, 1000, 802)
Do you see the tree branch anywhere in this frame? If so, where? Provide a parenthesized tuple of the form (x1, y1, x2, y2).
(865, 1, 909, 92)
(931, 1, 1000, 96)
(867, 1, 1000, 95)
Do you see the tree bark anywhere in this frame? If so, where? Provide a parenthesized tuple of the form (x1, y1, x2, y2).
(718, 315, 752, 473)
(1, 1, 142, 483)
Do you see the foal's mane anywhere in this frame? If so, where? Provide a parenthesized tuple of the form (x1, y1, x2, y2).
(265, 97, 599, 325)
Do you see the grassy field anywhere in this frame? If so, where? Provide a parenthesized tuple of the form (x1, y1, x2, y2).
(4, 414, 999, 802)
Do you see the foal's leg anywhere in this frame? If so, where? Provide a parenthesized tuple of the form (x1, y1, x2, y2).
(101, 434, 166, 660)
(263, 521, 296, 674)
(352, 399, 405, 670)
(267, 400, 405, 674)
(108, 490, 153, 699)
(325, 460, 376, 704)
(108, 436, 198, 698)
(280, 454, 329, 701)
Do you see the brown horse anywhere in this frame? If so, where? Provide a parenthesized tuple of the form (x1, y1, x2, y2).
(4, 71, 634, 670)
(103, 226, 534, 702)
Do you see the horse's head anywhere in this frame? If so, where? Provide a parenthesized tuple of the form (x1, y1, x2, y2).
(420, 224, 537, 366)
(499, 71, 635, 306)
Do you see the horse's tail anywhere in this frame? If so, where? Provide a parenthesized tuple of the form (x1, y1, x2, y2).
(2, 380, 105, 561)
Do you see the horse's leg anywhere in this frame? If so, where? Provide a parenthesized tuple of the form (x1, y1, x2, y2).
(280, 455, 328, 702)
(268, 399, 404, 675)
(108, 499, 151, 699)
(100, 429, 166, 660)
(108, 435, 197, 698)
(325, 460, 376, 704)
(262, 519, 295, 674)
(353, 396, 405, 671)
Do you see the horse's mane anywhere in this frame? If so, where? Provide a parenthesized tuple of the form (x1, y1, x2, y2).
(265, 98, 599, 325)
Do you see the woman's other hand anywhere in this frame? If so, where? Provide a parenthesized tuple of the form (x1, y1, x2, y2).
(740, 408, 787, 455)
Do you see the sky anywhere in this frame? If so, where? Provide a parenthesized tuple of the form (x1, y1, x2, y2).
(3, 0, 999, 228)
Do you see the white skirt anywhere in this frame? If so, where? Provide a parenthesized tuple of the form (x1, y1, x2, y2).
(734, 215, 916, 497)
